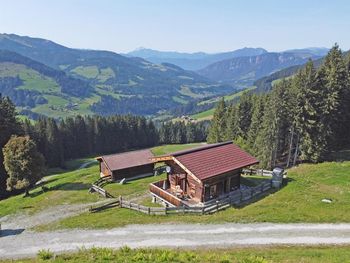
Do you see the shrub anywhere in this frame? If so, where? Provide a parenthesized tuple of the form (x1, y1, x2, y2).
(37, 249, 54, 260)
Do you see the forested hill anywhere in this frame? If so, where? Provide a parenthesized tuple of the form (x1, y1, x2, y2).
(197, 51, 323, 87)
(0, 34, 235, 118)
(253, 50, 350, 93)
(207, 45, 350, 168)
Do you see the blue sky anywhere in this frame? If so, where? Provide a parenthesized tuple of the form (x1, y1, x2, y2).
(0, 0, 349, 53)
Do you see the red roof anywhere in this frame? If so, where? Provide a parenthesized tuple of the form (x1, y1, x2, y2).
(174, 142, 259, 181)
(98, 149, 154, 171)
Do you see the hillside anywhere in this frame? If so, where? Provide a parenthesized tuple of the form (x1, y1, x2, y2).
(0, 50, 95, 118)
(253, 49, 349, 93)
(0, 34, 235, 117)
(127, 47, 268, 70)
(197, 51, 322, 86)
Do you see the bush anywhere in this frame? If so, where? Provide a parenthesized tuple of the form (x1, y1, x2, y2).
(37, 249, 54, 260)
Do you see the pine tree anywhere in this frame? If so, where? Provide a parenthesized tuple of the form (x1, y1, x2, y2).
(294, 61, 328, 162)
(236, 92, 254, 139)
(207, 98, 226, 143)
(224, 104, 238, 141)
(247, 95, 266, 151)
(45, 118, 64, 167)
(320, 44, 350, 149)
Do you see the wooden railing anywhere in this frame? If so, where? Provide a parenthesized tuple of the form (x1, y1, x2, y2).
(149, 180, 183, 207)
(243, 168, 287, 177)
(90, 184, 115, 198)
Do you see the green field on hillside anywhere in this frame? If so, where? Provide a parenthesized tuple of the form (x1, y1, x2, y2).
(190, 86, 257, 121)
(0, 158, 100, 217)
(190, 108, 215, 120)
(151, 143, 204, 156)
(3, 246, 350, 263)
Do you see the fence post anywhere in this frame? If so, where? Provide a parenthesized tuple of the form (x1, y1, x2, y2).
(202, 206, 205, 215)
(119, 196, 122, 208)
(148, 207, 150, 215)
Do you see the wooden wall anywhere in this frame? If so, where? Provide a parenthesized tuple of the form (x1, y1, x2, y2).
(202, 169, 241, 202)
(112, 164, 154, 180)
(99, 161, 111, 177)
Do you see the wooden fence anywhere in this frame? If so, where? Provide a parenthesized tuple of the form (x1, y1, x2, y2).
(90, 180, 273, 215)
(90, 184, 115, 198)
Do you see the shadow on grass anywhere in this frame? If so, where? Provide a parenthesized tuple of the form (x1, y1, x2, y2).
(234, 178, 293, 210)
(0, 228, 25, 237)
(50, 182, 92, 191)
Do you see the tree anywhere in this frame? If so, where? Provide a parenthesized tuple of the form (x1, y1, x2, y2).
(235, 92, 254, 139)
(294, 61, 328, 162)
(3, 136, 45, 197)
(320, 44, 350, 149)
(207, 98, 226, 143)
(247, 95, 266, 151)
(224, 104, 239, 141)
(0, 95, 22, 197)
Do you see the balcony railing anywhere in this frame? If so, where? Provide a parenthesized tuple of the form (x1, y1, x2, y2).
(149, 180, 183, 207)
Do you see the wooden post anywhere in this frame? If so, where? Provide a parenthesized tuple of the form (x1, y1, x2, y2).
(119, 196, 122, 208)
(148, 207, 150, 215)
(202, 206, 204, 215)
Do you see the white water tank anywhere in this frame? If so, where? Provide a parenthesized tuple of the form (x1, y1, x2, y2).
(272, 167, 284, 188)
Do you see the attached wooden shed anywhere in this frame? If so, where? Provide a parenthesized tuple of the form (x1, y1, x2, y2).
(96, 149, 155, 181)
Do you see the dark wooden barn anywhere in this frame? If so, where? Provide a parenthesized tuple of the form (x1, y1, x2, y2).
(150, 142, 259, 207)
(96, 149, 155, 181)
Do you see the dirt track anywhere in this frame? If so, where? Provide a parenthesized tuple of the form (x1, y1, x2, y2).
(1, 223, 350, 259)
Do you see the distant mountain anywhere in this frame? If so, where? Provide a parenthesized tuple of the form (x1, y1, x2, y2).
(283, 47, 329, 57)
(0, 34, 235, 117)
(197, 51, 323, 86)
(127, 47, 268, 70)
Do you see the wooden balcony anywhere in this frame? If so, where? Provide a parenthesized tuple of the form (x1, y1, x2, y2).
(149, 180, 184, 207)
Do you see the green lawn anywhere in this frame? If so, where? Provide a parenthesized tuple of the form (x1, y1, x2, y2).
(190, 108, 215, 120)
(151, 143, 204, 156)
(4, 246, 350, 263)
(36, 160, 350, 231)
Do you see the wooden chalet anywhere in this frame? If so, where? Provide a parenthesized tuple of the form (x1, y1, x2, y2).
(150, 142, 259, 207)
(96, 149, 154, 181)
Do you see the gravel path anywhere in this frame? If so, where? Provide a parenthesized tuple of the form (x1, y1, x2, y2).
(0, 199, 114, 230)
(1, 223, 350, 259)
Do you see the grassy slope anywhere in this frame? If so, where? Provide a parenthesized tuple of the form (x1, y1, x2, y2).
(151, 143, 204, 156)
(0, 158, 101, 217)
(190, 86, 257, 121)
(37, 159, 350, 231)
(0, 144, 202, 218)
(3, 246, 350, 263)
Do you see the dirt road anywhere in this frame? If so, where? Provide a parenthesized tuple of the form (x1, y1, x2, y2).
(1, 223, 350, 259)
